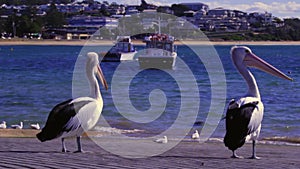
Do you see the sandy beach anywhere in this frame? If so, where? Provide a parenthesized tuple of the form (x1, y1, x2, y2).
(0, 129, 299, 168)
(1, 39, 300, 46)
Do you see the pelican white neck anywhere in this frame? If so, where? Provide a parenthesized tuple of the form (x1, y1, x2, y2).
(85, 52, 108, 100)
(86, 53, 101, 100)
(231, 46, 260, 98)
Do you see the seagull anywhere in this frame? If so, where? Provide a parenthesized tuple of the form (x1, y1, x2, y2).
(0, 121, 7, 129)
(192, 130, 200, 139)
(36, 52, 108, 153)
(154, 136, 168, 144)
(30, 123, 40, 130)
(224, 46, 292, 159)
(11, 121, 23, 129)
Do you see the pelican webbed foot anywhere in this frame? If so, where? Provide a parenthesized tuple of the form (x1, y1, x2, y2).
(250, 140, 261, 159)
(249, 155, 261, 159)
(73, 150, 84, 153)
(231, 151, 244, 159)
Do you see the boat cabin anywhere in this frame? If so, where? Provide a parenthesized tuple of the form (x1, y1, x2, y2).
(144, 34, 175, 53)
(111, 36, 135, 53)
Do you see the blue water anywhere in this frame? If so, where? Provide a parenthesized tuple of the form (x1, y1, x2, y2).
(0, 44, 299, 139)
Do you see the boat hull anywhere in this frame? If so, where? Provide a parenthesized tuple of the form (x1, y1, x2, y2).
(138, 53, 176, 69)
(100, 51, 137, 62)
(120, 51, 138, 61)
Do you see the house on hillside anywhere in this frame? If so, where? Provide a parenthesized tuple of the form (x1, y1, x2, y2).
(47, 16, 118, 40)
(248, 12, 273, 28)
(208, 8, 235, 18)
(179, 2, 209, 13)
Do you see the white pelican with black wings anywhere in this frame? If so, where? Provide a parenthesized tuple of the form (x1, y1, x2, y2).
(37, 52, 108, 153)
(224, 46, 292, 159)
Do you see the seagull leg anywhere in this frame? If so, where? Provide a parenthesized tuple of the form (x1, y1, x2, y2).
(61, 138, 68, 152)
(74, 136, 83, 153)
(231, 150, 243, 159)
(250, 140, 260, 159)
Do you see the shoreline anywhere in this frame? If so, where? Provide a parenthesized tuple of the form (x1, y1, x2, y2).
(1, 129, 300, 145)
(1, 39, 300, 46)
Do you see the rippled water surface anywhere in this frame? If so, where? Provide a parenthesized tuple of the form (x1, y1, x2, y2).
(0, 44, 299, 139)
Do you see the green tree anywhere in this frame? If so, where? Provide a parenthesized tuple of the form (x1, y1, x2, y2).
(21, 5, 43, 35)
(57, 0, 75, 4)
(0, 0, 50, 5)
(275, 18, 300, 40)
(3, 5, 43, 37)
(0, 0, 22, 5)
(44, 3, 66, 28)
(171, 4, 189, 17)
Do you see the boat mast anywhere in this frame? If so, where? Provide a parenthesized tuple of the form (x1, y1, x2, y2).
(158, 16, 161, 34)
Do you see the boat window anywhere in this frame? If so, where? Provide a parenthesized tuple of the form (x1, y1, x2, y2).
(146, 42, 155, 48)
(165, 44, 170, 51)
(156, 43, 163, 49)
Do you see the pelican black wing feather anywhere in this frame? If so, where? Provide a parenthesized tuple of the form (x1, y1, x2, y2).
(224, 101, 258, 151)
(36, 99, 92, 142)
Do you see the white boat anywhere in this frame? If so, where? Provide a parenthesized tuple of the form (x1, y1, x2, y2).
(100, 36, 137, 62)
(138, 34, 177, 69)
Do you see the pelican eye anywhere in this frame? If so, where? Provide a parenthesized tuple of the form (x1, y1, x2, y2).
(245, 49, 250, 53)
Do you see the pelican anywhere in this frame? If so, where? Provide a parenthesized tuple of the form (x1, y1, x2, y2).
(11, 121, 23, 129)
(192, 130, 200, 139)
(30, 123, 40, 130)
(0, 121, 7, 129)
(224, 46, 292, 159)
(36, 52, 108, 153)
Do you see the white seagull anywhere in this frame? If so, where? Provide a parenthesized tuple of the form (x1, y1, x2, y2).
(192, 130, 200, 139)
(11, 121, 23, 129)
(36, 52, 108, 153)
(0, 121, 7, 129)
(224, 46, 292, 159)
(30, 123, 40, 130)
(154, 136, 168, 144)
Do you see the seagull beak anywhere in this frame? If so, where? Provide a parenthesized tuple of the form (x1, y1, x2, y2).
(244, 52, 293, 81)
(97, 64, 108, 90)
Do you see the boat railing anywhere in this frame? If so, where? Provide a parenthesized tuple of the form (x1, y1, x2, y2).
(144, 48, 173, 57)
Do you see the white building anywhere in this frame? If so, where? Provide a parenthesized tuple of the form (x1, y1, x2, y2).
(248, 12, 273, 26)
(208, 8, 235, 18)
